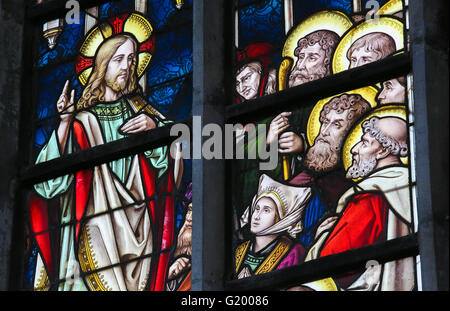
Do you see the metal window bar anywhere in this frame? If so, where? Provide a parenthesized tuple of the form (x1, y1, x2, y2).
(226, 52, 411, 124)
(223, 0, 418, 291)
(13, 0, 422, 291)
(9, 0, 194, 290)
(19, 118, 192, 186)
(224, 233, 419, 291)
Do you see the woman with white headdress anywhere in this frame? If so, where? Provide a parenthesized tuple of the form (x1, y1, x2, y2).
(234, 174, 312, 279)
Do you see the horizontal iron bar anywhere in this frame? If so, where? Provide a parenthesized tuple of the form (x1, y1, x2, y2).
(226, 53, 411, 124)
(224, 233, 419, 291)
(19, 118, 192, 186)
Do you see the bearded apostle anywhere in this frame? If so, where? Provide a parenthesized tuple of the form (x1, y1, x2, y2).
(306, 116, 415, 291)
(266, 94, 371, 246)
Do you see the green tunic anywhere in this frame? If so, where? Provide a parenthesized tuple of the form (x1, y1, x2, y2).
(35, 97, 170, 198)
(33, 97, 170, 291)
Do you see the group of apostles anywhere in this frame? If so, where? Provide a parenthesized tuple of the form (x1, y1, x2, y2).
(234, 6, 415, 291)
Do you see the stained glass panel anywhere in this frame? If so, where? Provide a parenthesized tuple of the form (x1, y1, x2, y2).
(280, 257, 419, 291)
(234, 0, 406, 103)
(26, 0, 192, 292)
(238, 0, 284, 49)
(231, 72, 418, 290)
(25, 158, 192, 291)
(34, 1, 193, 157)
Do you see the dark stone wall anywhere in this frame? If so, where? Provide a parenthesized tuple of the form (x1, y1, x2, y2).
(0, 0, 24, 290)
(409, 0, 449, 291)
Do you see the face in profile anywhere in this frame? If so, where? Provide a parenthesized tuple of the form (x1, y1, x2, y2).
(289, 43, 327, 88)
(377, 78, 405, 105)
(105, 39, 136, 92)
(251, 197, 279, 235)
(347, 132, 381, 179)
(174, 202, 192, 257)
(236, 62, 262, 101)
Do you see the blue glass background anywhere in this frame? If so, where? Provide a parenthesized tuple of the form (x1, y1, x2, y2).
(36, 0, 193, 149)
(29, 0, 194, 290)
(239, 0, 284, 49)
(99, 0, 135, 19)
(147, 27, 193, 87)
(34, 118, 58, 150)
(36, 62, 83, 123)
(38, 13, 85, 68)
(293, 0, 392, 25)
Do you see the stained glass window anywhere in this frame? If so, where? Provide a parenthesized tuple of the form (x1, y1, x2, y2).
(234, 0, 406, 102)
(231, 0, 420, 291)
(24, 0, 193, 291)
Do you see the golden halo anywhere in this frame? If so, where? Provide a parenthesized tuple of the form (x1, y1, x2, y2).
(77, 13, 154, 86)
(377, 0, 403, 15)
(342, 105, 408, 180)
(306, 86, 379, 147)
(332, 17, 404, 74)
(282, 10, 353, 61)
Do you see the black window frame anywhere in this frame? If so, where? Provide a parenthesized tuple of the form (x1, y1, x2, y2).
(10, 0, 193, 290)
(8, 0, 448, 291)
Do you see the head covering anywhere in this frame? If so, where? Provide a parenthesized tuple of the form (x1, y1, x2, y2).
(240, 174, 312, 238)
(236, 42, 276, 75)
(236, 43, 276, 103)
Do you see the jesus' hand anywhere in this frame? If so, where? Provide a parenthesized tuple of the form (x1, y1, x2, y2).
(57, 80, 75, 122)
(120, 113, 157, 134)
(56, 80, 75, 153)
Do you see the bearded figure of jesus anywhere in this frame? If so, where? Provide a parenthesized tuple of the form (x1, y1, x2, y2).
(30, 34, 183, 291)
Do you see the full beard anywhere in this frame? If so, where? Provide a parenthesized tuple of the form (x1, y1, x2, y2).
(346, 156, 377, 179)
(174, 224, 192, 257)
(304, 138, 340, 173)
(105, 71, 129, 93)
(288, 66, 328, 88)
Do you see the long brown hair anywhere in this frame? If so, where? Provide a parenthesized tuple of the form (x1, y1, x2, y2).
(77, 34, 140, 110)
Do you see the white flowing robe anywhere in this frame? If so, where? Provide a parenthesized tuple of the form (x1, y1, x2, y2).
(304, 166, 416, 291)
(33, 98, 169, 291)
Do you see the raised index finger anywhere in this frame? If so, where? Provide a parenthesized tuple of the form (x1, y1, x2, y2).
(61, 80, 70, 97)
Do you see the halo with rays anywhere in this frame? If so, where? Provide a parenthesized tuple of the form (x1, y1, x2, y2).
(76, 12, 155, 86)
